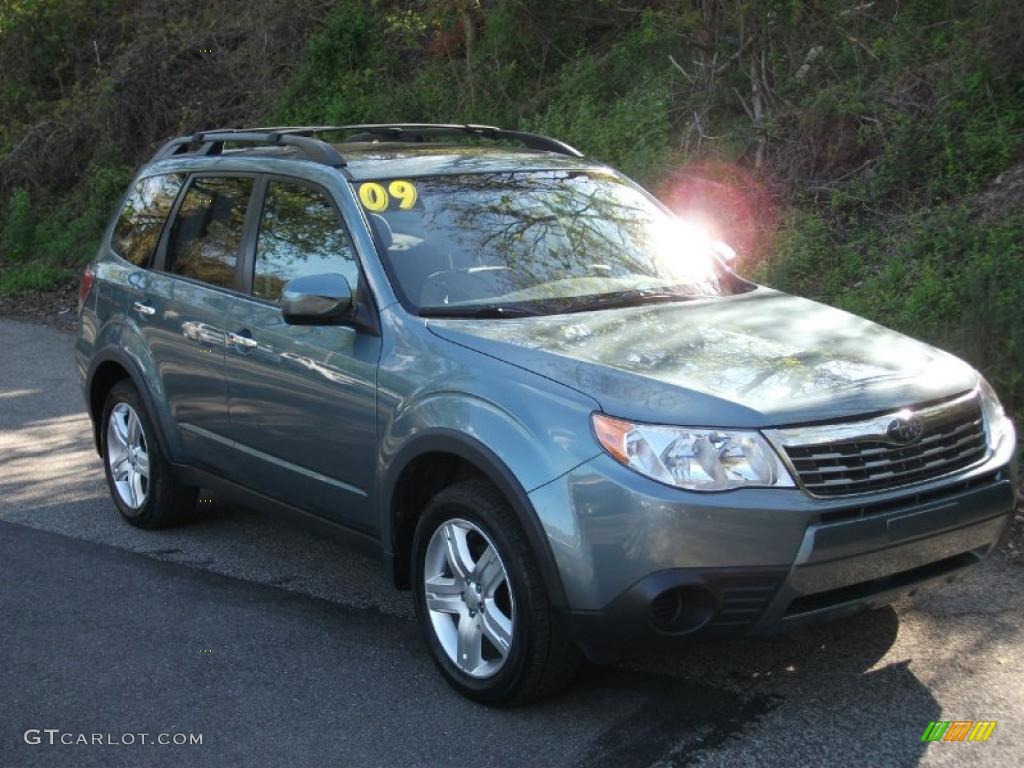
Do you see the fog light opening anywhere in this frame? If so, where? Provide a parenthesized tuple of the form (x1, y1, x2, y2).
(649, 585, 715, 634)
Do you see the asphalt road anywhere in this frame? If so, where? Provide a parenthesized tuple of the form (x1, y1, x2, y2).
(0, 317, 1021, 768)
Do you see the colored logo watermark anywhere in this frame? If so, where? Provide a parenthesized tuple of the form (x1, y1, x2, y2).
(921, 721, 997, 742)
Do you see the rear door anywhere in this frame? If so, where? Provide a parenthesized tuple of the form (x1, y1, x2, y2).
(143, 173, 257, 470)
(221, 176, 381, 532)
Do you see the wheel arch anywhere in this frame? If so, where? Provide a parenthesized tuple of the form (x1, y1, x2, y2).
(383, 430, 568, 610)
(86, 348, 174, 459)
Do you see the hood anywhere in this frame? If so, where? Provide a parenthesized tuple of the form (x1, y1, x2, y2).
(426, 288, 979, 428)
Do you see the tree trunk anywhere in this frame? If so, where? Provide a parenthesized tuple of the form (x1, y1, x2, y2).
(750, 52, 766, 168)
(462, 9, 476, 111)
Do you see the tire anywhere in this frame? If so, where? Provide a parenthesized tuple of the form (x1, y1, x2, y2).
(100, 379, 197, 529)
(412, 478, 579, 706)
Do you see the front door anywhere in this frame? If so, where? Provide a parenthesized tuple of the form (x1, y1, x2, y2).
(222, 177, 381, 533)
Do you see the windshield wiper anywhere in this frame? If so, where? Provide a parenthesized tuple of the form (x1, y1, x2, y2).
(559, 289, 698, 314)
(419, 304, 540, 319)
(419, 289, 698, 318)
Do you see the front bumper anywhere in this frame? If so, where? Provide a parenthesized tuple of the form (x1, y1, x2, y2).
(529, 450, 1016, 650)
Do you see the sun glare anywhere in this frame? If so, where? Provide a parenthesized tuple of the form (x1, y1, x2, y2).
(652, 217, 720, 282)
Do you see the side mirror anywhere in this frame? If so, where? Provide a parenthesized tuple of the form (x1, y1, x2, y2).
(281, 273, 354, 325)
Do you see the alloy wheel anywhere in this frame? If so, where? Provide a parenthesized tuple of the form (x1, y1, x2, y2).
(106, 402, 150, 510)
(423, 518, 515, 678)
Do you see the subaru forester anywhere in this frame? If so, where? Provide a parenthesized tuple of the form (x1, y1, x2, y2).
(76, 124, 1018, 705)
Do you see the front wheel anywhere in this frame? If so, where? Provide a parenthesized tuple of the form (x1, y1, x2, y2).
(412, 479, 578, 705)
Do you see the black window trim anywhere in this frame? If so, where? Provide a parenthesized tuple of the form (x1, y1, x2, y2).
(151, 171, 261, 297)
(108, 171, 189, 270)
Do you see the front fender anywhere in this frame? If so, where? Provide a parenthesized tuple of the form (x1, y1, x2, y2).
(380, 422, 581, 610)
(375, 311, 605, 609)
(382, 389, 598, 491)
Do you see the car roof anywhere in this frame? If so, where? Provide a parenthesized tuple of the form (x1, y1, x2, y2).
(144, 141, 606, 181)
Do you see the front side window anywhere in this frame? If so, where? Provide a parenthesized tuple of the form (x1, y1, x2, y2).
(363, 170, 749, 316)
(253, 181, 359, 302)
(111, 173, 186, 266)
(166, 176, 254, 289)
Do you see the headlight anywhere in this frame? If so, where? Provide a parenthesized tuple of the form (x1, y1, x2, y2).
(979, 377, 1015, 454)
(592, 413, 795, 491)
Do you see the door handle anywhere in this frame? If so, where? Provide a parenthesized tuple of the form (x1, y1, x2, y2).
(132, 301, 156, 317)
(228, 331, 258, 349)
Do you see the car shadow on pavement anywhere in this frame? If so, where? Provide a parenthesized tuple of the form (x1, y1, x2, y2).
(556, 606, 941, 767)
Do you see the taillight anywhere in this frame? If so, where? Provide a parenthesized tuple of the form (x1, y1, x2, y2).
(78, 265, 95, 314)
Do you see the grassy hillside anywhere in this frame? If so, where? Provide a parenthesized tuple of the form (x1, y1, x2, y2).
(1, 0, 1022, 415)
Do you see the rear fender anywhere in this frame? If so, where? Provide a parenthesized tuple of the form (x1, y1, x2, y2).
(86, 321, 179, 460)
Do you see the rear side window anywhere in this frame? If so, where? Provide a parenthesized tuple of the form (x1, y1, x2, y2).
(252, 180, 359, 302)
(111, 173, 186, 266)
(166, 176, 254, 289)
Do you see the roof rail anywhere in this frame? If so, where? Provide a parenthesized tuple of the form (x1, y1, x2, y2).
(151, 129, 346, 166)
(326, 124, 585, 158)
(150, 123, 584, 166)
(245, 124, 583, 157)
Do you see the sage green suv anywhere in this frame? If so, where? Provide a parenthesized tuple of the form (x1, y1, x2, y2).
(76, 124, 1018, 705)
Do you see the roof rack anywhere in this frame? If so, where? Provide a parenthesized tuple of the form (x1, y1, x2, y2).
(151, 129, 347, 166)
(151, 123, 584, 166)
(325, 124, 585, 158)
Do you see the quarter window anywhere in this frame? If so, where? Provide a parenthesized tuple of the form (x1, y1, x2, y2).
(111, 173, 186, 266)
(166, 176, 254, 289)
(253, 181, 359, 302)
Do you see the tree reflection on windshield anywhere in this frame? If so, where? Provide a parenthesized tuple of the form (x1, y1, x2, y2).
(371, 170, 744, 314)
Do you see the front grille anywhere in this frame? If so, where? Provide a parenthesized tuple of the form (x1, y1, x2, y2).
(769, 391, 988, 497)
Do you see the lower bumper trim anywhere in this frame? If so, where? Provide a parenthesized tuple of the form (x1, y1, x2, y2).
(784, 549, 981, 617)
(562, 567, 788, 652)
(562, 513, 1011, 655)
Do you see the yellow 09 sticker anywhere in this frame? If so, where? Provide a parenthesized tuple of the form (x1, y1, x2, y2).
(358, 180, 419, 212)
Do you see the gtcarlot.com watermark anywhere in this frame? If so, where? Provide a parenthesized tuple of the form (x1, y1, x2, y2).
(24, 729, 202, 747)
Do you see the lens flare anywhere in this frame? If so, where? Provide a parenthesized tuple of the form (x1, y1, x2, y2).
(656, 161, 775, 272)
(650, 217, 717, 280)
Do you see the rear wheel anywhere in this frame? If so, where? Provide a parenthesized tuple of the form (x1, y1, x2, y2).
(101, 380, 196, 529)
(412, 479, 579, 705)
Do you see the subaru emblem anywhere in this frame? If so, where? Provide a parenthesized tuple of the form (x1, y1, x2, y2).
(887, 413, 925, 444)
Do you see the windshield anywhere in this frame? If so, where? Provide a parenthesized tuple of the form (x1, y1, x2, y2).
(360, 170, 749, 316)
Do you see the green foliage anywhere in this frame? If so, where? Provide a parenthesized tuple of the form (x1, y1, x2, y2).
(523, 23, 673, 182)
(0, 0, 121, 123)
(1, 188, 35, 261)
(275, 3, 387, 124)
(0, 165, 130, 295)
(0, 261, 74, 295)
(32, 165, 132, 263)
(276, 2, 674, 181)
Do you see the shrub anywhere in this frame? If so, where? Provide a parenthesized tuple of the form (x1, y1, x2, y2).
(0, 262, 74, 295)
(1, 188, 35, 261)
